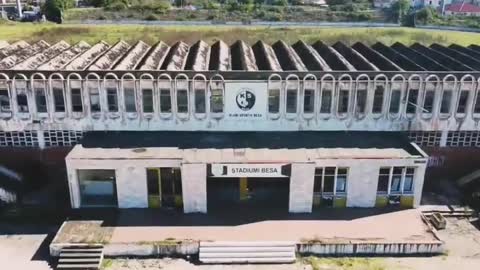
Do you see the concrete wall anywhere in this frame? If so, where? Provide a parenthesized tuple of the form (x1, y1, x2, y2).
(66, 158, 181, 208)
(66, 156, 427, 211)
(289, 163, 315, 213)
(181, 163, 207, 213)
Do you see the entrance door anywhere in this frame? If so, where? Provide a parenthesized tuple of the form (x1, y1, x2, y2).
(147, 168, 161, 208)
(146, 168, 183, 209)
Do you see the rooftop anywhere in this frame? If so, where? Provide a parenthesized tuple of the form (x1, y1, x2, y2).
(1, 40, 480, 73)
(446, 3, 480, 13)
(67, 131, 426, 162)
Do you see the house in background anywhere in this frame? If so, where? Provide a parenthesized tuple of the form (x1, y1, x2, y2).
(444, 2, 480, 16)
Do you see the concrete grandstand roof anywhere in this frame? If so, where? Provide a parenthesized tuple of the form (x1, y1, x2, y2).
(1, 39, 480, 72)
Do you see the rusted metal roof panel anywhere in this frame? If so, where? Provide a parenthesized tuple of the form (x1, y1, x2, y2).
(138, 41, 170, 70)
(333, 42, 378, 71)
(352, 42, 401, 71)
(371, 42, 424, 71)
(411, 43, 471, 71)
(430, 43, 480, 70)
(391, 42, 448, 71)
(209, 40, 230, 71)
(64, 41, 110, 71)
(161, 41, 190, 71)
(252, 41, 282, 71)
(0, 40, 50, 70)
(185, 40, 210, 71)
(272, 40, 307, 71)
(0, 41, 9, 50)
(0, 40, 30, 59)
(231, 40, 258, 71)
(12, 41, 70, 70)
(88, 40, 130, 71)
(37, 41, 91, 70)
(312, 41, 355, 71)
(292, 40, 331, 71)
(114, 41, 151, 70)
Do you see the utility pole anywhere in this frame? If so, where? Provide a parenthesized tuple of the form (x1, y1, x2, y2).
(16, 0, 22, 19)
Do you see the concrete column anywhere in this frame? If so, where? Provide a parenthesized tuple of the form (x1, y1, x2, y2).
(116, 166, 148, 208)
(66, 162, 81, 208)
(288, 163, 315, 213)
(37, 129, 45, 149)
(346, 163, 379, 207)
(181, 163, 207, 213)
(413, 163, 427, 208)
(440, 129, 448, 147)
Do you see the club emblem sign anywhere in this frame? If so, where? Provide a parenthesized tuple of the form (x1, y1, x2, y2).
(225, 82, 267, 120)
(236, 89, 256, 111)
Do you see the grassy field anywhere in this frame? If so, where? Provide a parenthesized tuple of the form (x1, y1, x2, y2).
(1, 22, 480, 46)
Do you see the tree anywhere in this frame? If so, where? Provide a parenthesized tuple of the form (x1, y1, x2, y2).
(42, 0, 75, 23)
(390, 0, 410, 23)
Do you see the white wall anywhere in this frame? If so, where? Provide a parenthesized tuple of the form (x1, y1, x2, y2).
(289, 163, 315, 213)
(66, 158, 181, 208)
(181, 163, 207, 213)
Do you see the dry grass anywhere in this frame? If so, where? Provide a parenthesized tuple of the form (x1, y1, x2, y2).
(303, 257, 387, 270)
(1, 23, 480, 46)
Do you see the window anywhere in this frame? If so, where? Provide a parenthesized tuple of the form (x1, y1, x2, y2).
(440, 90, 452, 114)
(320, 89, 332, 114)
(210, 82, 224, 113)
(177, 89, 188, 113)
(124, 88, 136, 113)
(78, 169, 117, 207)
(194, 85, 206, 114)
(457, 91, 469, 114)
(377, 167, 415, 195)
(406, 88, 419, 114)
(71, 88, 83, 113)
(268, 88, 280, 113)
(107, 89, 118, 112)
(16, 80, 29, 113)
(87, 81, 101, 113)
(377, 168, 390, 193)
(389, 89, 401, 114)
(304, 88, 315, 114)
(286, 88, 297, 114)
(338, 89, 349, 114)
(69, 79, 83, 113)
(142, 89, 154, 113)
(474, 91, 480, 114)
(423, 89, 435, 114)
(52, 80, 65, 112)
(404, 168, 415, 193)
(0, 82, 10, 112)
(160, 89, 172, 113)
(33, 87, 47, 113)
(336, 168, 347, 193)
(313, 167, 348, 195)
(355, 88, 367, 114)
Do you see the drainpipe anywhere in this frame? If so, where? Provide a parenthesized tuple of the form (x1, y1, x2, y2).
(16, 0, 22, 18)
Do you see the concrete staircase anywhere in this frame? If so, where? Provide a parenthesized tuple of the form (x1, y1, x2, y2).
(57, 245, 104, 270)
(199, 241, 296, 264)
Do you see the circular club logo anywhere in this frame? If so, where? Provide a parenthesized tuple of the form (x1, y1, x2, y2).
(236, 89, 256, 111)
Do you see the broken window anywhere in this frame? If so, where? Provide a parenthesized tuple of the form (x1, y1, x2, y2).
(313, 168, 323, 193)
(210, 87, 223, 113)
(355, 88, 367, 114)
(320, 89, 332, 114)
(33, 80, 47, 113)
(440, 90, 452, 114)
(194, 80, 206, 114)
(15, 79, 29, 113)
(286, 88, 297, 114)
(123, 80, 136, 113)
(0, 80, 10, 112)
(51, 79, 65, 112)
(423, 89, 435, 114)
(160, 89, 172, 113)
(457, 91, 469, 114)
(304, 88, 315, 114)
(474, 91, 480, 114)
(142, 89, 153, 113)
(105, 79, 118, 112)
(69, 79, 83, 113)
(268, 88, 280, 113)
(177, 89, 188, 113)
(87, 80, 101, 113)
(406, 89, 419, 114)
(338, 89, 349, 114)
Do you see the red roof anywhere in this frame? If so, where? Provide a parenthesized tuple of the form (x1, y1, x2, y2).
(446, 3, 480, 13)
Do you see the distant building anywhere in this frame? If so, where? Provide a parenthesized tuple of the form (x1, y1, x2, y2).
(373, 0, 396, 8)
(445, 2, 480, 15)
